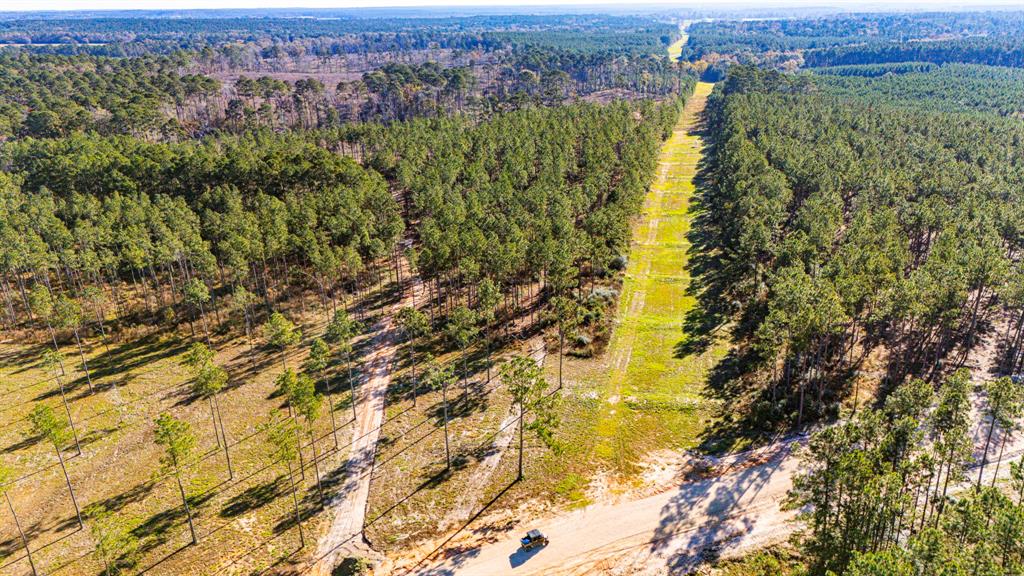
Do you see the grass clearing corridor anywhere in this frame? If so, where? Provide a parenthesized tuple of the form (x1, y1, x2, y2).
(550, 81, 727, 475)
(596, 81, 721, 468)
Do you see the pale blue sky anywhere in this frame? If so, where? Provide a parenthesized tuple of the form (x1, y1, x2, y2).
(5, 0, 686, 10)
(4, 0, 1021, 12)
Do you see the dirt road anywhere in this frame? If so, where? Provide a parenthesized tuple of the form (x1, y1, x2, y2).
(417, 439, 799, 576)
(417, 433, 1024, 576)
(311, 270, 421, 574)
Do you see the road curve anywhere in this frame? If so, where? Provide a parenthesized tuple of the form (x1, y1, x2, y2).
(416, 440, 799, 576)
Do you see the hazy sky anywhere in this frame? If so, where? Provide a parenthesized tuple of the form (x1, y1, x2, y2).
(3, 0, 1022, 12)
(7, 0, 685, 10)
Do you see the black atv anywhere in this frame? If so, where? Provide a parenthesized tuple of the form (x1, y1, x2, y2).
(519, 529, 549, 551)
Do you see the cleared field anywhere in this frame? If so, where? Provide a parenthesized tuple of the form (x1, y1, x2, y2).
(548, 81, 726, 473)
(667, 24, 686, 61)
(0, 293, 377, 576)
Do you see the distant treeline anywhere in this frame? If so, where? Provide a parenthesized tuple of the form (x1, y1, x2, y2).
(703, 12, 1021, 37)
(0, 45, 691, 139)
(0, 12, 688, 139)
(683, 11, 1024, 70)
(0, 14, 676, 57)
(809, 63, 1024, 116)
(809, 62, 938, 77)
(803, 37, 1024, 68)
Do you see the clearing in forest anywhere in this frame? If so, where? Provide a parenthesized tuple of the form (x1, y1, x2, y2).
(553, 82, 725, 473)
(667, 24, 686, 61)
(0, 286, 394, 576)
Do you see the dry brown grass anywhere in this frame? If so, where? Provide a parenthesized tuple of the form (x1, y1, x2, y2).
(0, 290, 364, 576)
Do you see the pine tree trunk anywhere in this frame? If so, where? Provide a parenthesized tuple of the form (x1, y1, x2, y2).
(58, 377, 81, 456)
(1, 273, 18, 326)
(215, 394, 233, 480)
(978, 418, 997, 487)
(309, 429, 324, 506)
(72, 328, 93, 392)
(486, 336, 492, 384)
(442, 380, 451, 470)
(174, 465, 198, 545)
(90, 294, 111, 353)
(292, 412, 306, 482)
(461, 348, 469, 397)
(991, 430, 1010, 487)
(243, 301, 254, 354)
(56, 445, 83, 529)
(348, 350, 358, 422)
(411, 347, 419, 408)
(518, 401, 525, 481)
(6, 493, 37, 576)
(148, 263, 164, 309)
(286, 461, 305, 548)
(107, 270, 126, 326)
(558, 327, 564, 391)
(937, 458, 955, 526)
(797, 380, 806, 430)
(47, 322, 66, 376)
(197, 300, 211, 345)
(323, 371, 339, 449)
(210, 282, 222, 326)
(209, 397, 221, 449)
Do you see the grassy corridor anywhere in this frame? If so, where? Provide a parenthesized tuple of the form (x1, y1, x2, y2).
(667, 24, 686, 61)
(550, 81, 727, 475)
(595, 81, 720, 468)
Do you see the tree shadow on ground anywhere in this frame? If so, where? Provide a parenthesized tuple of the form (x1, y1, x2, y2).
(75, 332, 190, 388)
(0, 341, 54, 376)
(131, 505, 185, 555)
(0, 536, 23, 566)
(228, 348, 290, 392)
(408, 480, 519, 576)
(652, 442, 789, 572)
(220, 476, 287, 518)
(673, 119, 734, 360)
(271, 490, 319, 537)
(86, 481, 156, 517)
(28, 377, 70, 403)
(130, 481, 217, 557)
(418, 386, 490, 427)
(77, 425, 121, 450)
(2, 428, 48, 454)
(375, 419, 439, 470)
(679, 122, 855, 453)
(350, 279, 402, 321)
(362, 464, 468, 533)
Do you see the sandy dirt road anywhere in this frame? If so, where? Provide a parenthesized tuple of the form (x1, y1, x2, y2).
(416, 439, 800, 576)
(417, 433, 1024, 576)
(311, 269, 422, 575)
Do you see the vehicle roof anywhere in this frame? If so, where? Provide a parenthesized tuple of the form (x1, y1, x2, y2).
(527, 529, 543, 538)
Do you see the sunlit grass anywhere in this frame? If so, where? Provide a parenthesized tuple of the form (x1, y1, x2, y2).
(667, 24, 686, 62)
(0, 298, 360, 576)
(549, 82, 727, 475)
